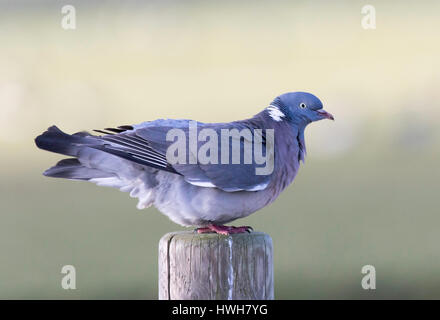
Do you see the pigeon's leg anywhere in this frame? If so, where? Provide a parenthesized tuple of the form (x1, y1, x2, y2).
(197, 224, 253, 235)
(195, 227, 212, 234)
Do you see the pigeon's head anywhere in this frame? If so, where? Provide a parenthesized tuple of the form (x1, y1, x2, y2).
(269, 92, 334, 126)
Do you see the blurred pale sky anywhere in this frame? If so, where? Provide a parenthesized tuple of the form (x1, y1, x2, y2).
(0, 0, 439, 160)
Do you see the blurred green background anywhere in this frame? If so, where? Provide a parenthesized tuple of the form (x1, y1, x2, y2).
(0, 0, 439, 299)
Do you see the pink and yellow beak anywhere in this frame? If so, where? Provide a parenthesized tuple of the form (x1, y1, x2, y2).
(317, 109, 335, 120)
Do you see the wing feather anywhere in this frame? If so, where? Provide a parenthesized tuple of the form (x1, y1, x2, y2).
(91, 119, 274, 192)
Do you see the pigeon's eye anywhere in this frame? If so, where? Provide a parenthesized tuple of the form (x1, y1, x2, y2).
(299, 103, 307, 109)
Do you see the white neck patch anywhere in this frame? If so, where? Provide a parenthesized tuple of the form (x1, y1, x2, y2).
(266, 105, 285, 122)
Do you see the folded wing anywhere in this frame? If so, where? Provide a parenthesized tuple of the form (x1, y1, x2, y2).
(93, 119, 273, 192)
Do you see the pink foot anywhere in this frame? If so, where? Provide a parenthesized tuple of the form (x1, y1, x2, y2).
(196, 224, 253, 235)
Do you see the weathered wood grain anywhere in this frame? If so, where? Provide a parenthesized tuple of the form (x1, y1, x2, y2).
(158, 231, 273, 300)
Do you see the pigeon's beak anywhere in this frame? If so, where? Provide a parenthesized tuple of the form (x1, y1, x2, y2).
(316, 109, 334, 121)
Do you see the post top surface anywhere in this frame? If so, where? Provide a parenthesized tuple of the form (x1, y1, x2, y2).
(159, 230, 272, 243)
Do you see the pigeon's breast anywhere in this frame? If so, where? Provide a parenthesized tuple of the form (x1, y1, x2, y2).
(270, 125, 302, 196)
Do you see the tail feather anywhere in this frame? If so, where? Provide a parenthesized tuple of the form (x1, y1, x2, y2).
(43, 158, 114, 180)
(36, 126, 113, 180)
(35, 125, 95, 157)
(36, 126, 157, 208)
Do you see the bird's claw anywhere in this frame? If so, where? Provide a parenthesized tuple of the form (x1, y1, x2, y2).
(196, 224, 253, 235)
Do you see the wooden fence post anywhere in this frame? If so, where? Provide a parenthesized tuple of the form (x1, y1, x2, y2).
(158, 231, 274, 300)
